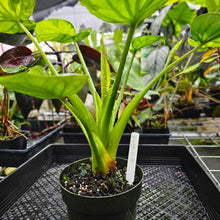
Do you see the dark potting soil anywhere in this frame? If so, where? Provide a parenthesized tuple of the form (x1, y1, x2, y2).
(61, 161, 139, 197)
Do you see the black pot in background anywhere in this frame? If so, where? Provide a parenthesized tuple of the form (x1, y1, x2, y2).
(203, 88, 220, 117)
(62, 125, 170, 145)
(21, 118, 60, 132)
(173, 103, 202, 119)
(59, 157, 143, 220)
(0, 131, 28, 150)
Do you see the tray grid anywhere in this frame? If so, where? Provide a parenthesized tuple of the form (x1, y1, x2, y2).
(1, 163, 209, 220)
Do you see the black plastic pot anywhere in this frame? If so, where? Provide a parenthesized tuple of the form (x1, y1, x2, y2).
(173, 103, 202, 118)
(0, 131, 28, 150)
(59, 158, 143, 220)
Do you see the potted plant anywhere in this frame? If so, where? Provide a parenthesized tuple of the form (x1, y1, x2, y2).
(0, 0, 220, 219)
(0, 86, 28, 149)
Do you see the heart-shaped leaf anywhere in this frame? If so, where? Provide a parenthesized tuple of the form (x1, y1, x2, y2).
(0, 66, 88, 99)
(80, 0, 170, 25)
(36, 19, 76, 43)
(191, 13, 220, 47)
(0, 0, 35, 33)
(166, 2, 196, 25)
(36, 19, 91, 43)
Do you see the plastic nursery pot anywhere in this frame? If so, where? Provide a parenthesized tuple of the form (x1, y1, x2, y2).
(59, 158, 143, 220)
(0, 131, 28, 150)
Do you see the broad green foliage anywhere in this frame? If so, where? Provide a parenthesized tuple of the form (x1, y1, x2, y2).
(162, 2, 196, 37)
(190, 13, 220, 47)
(0, 0, 35, 33)
(36, 19, 91, 43)
(0, 0, 220, 175)
(207, 0, 220, 13)
(0, 66, 88, 99)
(165, 2, 196, 25)
(79, 0, 170, 25)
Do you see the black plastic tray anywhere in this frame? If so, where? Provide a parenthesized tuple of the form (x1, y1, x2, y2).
(62, 131, 170, 145)
(0, 144, 220, 219)
(0, 124, 63, 167)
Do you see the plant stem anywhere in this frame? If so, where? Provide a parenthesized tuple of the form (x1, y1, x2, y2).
(74, 42, 99, 114)
(167, 51, 195, 116)
(60, 96, 113, 174)
(18, 22, 58, 76)
(101, 24, 136, 133)
(9, 99, 17, 121)
(111, 52, 136, 128)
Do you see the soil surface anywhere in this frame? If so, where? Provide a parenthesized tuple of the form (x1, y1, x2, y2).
(61, 161, 139, 197)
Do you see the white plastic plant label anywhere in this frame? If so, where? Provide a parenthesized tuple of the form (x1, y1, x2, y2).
(126, 132, 140, 185)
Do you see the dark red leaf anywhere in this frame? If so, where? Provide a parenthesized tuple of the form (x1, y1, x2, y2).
(0, 46, 34, 68)
(73, 45, 115, 72)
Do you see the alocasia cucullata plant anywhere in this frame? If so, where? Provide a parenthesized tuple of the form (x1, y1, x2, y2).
(0, 0, 220, 175)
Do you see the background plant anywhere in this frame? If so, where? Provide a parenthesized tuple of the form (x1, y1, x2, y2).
(0, 0, 219, 175)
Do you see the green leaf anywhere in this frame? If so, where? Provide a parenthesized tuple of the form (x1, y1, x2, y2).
(131, 35, 165, 54)
(164, 40, 182, 67)
(100, 34, 111, 101)
(0, 66, 88, 99)
(166, 2, 196, 25)
(72, 28, 92, 42)
(0, 0, 35, 34)
(0, 65, 27, 74)
(207, 0, 220, 13)
(90, 30, 98, 48)
(188, 38, 201, 47)
(177, 63, 201, 75)
(36, 19, 76, 43)
(80, 0, 170, 25)
(36, 19, 91, 43)
(114, 29, 123, 48)
(191, 13, 220, 47)
(124, 54, 145, 91)
(143, 46, 170, 77)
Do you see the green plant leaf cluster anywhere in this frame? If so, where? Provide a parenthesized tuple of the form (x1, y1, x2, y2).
(0, 0, 220, 175)
(0, 0, 35, 34)
(163, 2, 196, 37)
(190, 13, 220, 48)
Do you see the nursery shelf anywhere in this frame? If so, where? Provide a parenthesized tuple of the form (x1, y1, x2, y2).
(0, 144, 220, 219)
(169, 118, 220, 190)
